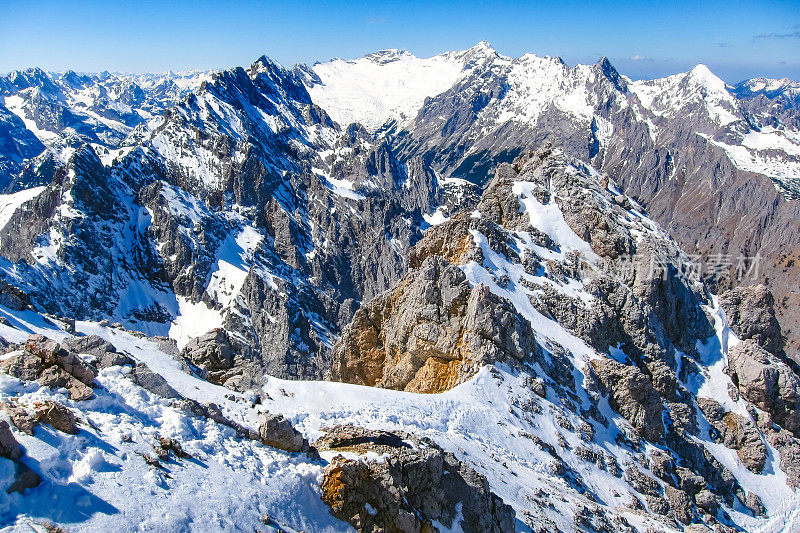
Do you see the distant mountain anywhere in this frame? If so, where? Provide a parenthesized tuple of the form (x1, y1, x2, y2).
(0, 68, 212, 187)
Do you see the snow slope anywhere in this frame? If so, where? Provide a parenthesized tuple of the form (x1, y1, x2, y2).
(0, 186, 45, 231)
(307, 49, 471, 131)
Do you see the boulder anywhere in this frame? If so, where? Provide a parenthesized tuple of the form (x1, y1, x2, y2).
(319, 425, 514, 533)
(61, 335, 134, 368)
(1, 402, 37, 435)
(257, 412, 313, 454)
(0, 335, 98, 400)
(180, 329, 234, 382)
(39, 366, 94, 401)
(24, 335, 97, 385)
(131, 363, 182, 399)
(34, 401, 78, 434)
(727, 339, 800, 434)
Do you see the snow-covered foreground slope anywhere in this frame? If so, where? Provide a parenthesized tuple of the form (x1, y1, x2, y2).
(0, 286, 798, 532)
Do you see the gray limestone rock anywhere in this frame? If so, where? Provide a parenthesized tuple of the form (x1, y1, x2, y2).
(719, 285, 783, 355)
(591, 358, 664, 442)
(319, 425, 515, 533)
(727, 339, 800, 435)
(257, 412, 313, 454)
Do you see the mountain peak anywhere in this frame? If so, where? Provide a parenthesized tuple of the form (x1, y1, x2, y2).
(687, 63, 727, 92)
(469, 40, 495, 53)
(595, 56, 626, 91)
(363, 49, 414, 64)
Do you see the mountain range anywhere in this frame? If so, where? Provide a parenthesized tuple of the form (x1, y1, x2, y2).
(0, 42, 799, 532)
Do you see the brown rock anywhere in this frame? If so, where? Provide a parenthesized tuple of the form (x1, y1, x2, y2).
(0, 335, 98, 400)
(38, 366, 94, 401)
(0, 401, 37, 435)
(34, 401, 78, 434)
(332, 255, 538, 393)
(319, 425, 514, 533)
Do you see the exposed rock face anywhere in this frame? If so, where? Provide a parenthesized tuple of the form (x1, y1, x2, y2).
(256, 412, 313, 454)
(60, 335, 134, 368)
(332, 255, 538, 393)
(591, 358, 664, 442)
(0, 334, 98, 400)
(719, 285, 783, 355)
(764, 426, 800, 488)
(0, 281, 30, 310)
(319, 425, 515, 533)
(697, 397, 767, 473)
(180, 329, 235, 383)
(727, 339, 800, 435)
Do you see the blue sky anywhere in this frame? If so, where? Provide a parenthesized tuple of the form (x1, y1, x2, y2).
(1, 0, 798, 82)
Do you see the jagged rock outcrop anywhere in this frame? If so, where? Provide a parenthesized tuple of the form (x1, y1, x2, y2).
(719, 285, 783, 355)
(0, 334, 98, 400)
(0, 281, 31, 311)
(33, 400, 78, 434)
(331, 255, 538, 393)
(590, 358, 664, 442)
(727, 339, 800, 435)
(61, 335, 134, 368)
(180, 329, 235, 383)
(319, 425, 515, 533)
(697, 398, 767, 473)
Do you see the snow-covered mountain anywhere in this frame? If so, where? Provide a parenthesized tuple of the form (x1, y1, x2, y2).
(0, 68, 213, 188)
(2, 147, 800, 532)
(1, 44, 800, 532)
(302, 44, 800, 358)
